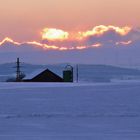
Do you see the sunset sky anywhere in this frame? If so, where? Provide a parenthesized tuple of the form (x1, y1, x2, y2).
(0, 0, 140, 64)
(0, 0, 140, 41)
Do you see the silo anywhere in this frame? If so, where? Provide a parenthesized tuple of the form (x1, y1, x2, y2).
(63, 65, 73, 82)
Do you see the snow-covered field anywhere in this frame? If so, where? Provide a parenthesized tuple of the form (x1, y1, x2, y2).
(0, 82, 140, 140)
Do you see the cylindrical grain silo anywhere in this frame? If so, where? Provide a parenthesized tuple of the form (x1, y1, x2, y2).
(63, 65, 73, 82)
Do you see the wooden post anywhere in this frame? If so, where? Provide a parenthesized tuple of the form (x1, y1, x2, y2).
(76, 64, 79, 83)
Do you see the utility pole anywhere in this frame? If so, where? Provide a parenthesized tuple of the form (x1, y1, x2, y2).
(16, 58, 21, 82)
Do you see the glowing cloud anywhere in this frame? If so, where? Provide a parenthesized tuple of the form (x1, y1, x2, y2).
(116, 40, 132, 46)
(27, 41, 43, 46)
(42, 28, 69, 41)
(59, 47, 68, 51)
(0, 25, 137, 52)
(44, 44, 59, 50)
(0, 37, 20, 45)
(41, 26, 132, 48)
(91, 43, 102, 48)
(76, 46, 87, 50)
(78, 25, 132, 39)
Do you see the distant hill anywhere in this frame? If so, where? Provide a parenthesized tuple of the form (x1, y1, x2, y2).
(78, 64, 140, 82)
(0, 63, 140, 82)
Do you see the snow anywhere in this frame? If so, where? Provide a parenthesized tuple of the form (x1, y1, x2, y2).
(23, 68, 47, 80)
(0, 81, 140, 140)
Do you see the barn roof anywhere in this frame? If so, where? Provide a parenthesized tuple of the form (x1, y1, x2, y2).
(23, 68, 49, 80)
(23, 68, 63, 82)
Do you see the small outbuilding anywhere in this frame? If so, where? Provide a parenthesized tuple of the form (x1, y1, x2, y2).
(23, 68, 63, 82)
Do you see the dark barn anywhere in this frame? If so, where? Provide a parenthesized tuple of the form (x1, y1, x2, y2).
(23, 69, 63, 82)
